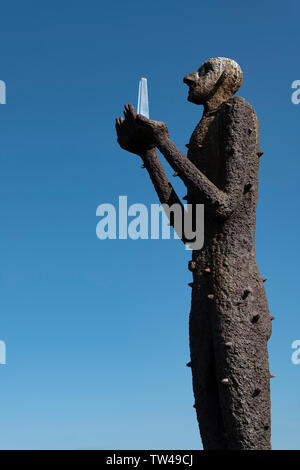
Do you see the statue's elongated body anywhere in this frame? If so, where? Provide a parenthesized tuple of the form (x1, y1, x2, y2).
(116, 57, 272, 449)
(187, 97, 271, 449)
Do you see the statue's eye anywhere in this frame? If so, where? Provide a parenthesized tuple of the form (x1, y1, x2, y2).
(198, 65, 212, 77)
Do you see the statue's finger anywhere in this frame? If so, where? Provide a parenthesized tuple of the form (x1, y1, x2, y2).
(124, 104, 132, 117)
(127, 104, 137, 119)
(115, 117, 124, 130)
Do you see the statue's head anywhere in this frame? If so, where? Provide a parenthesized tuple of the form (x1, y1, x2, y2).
(183, 57, 243, 110)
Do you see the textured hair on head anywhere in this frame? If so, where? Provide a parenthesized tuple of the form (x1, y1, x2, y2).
(212, 57, 243, 93)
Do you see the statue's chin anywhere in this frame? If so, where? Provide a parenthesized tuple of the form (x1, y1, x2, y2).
(187, 94, 202, 105)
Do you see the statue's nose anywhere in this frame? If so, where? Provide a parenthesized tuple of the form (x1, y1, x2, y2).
(183, 73, 196, 85)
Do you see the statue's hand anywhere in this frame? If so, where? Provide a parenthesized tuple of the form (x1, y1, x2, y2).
(115, 104, 155, 156)
(136, 114, 169, 146)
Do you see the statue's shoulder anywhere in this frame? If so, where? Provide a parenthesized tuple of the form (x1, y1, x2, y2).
(219, 97, 259, 148)
(221, 96, 257, 118)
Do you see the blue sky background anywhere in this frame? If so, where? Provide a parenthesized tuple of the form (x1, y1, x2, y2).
(0, 0, 299, 450)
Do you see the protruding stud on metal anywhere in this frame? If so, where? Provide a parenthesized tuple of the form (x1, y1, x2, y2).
(173, 172, 179, 177)
(186, 361, 192, 367)
(188, 282, 194, 288)
(251, 314, 260, 324)
(207, 294, 214, 300)
(188, 261, 196, 272)
(244, 183, 252, 194)
(257, 151, 264, 157)
(225, 342, 233, 347)
(221, 378, 229, 384)
(204, 267, 211, 273)
(242, 289, 252, 299)
(270, 315, 275, 321)
(270, 373, 275, 378)
(183, 195, 188, 200)
(262, 277, 267, 283)
(141, 164, 145, 169)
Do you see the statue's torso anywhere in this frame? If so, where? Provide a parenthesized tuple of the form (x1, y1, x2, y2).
(187, 109, 225, 190)
(185, 98, 262, 283)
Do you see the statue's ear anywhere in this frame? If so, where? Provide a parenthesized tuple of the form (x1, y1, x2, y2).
(215, 70, 229, 91)
(206, 70, 228, 102)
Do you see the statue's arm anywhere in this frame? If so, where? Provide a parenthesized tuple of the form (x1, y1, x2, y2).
(137, 114, 227, 212)
(137, 98, 256, 218)
(141, 147, 183, 207)
(141, 148, 188, 243)
(155, 136, 226, 210)
(116, 105, 186, 242)
(115, 104, 183, 208)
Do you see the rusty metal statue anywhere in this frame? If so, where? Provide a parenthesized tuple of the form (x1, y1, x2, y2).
(116, 57, 272, 450)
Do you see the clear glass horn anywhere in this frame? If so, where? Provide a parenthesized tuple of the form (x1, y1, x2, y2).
(137, 77, 149, 118)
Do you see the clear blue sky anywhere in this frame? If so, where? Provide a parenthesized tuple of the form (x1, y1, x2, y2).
(0, 0, 299, 450)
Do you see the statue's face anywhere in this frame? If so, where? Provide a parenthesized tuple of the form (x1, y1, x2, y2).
(183, 59, 223, 105)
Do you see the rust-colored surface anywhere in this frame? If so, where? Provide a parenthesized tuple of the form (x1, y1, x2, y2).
(116, 58, 271, 450)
